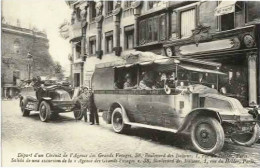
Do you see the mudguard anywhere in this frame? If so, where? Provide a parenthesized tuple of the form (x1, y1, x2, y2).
(177, 108, 222, 133)
(107, 102, 130, 124)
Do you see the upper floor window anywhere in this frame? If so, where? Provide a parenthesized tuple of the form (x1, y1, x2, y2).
(89, 36, 96, 55)
(139, 14, 167, 45)
(105, 31, 113, 53)
(124, 1, 132, 9)
(180, 8, 196, 38)
(246, 1, 260, 23)
(106, 1, 114, 15)
(216, 1, 245, 31)
(13, 39, 21, 54)
(148, 1, 160, 9)
(90, 1, 96, 22)
(75, 7, 81, 21)
(124, 25, 134, 50)
(74, 41, 81, 60)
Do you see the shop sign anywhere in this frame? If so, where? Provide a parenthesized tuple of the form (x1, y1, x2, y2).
(177, 37, 240, 55)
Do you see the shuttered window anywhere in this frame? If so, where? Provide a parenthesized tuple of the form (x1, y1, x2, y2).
(138, 14, 166, 45)
(180, 9, 195, 38)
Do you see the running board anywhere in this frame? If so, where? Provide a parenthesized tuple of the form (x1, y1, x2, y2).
(125, 122, 178, 133)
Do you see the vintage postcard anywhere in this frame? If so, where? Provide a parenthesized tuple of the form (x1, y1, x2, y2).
(1, 0, 260, 167)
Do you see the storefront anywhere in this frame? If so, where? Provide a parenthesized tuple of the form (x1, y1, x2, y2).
(163, 24, 259, 107)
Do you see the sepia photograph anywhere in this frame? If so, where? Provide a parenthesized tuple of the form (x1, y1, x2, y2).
(1, 0, 260, 167)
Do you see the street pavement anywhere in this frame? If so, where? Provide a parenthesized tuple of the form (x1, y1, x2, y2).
(1, 100, 260, 167)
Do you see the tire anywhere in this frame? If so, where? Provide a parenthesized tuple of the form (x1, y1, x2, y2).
(73, 101, 84, 120)
(111, 108, 130, 133)
(39, 101, 51, 122)
(20, 100, 30, 117)
(231, 124, 260, 147)
(191, 117, 225, 154)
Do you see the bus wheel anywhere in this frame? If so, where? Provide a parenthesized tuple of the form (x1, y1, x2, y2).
(112, 108, 130, 133)
(191, 117, 224, 154)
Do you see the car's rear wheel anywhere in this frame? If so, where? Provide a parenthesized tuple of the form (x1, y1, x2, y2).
(112, 108, 130, 133)
(20, 100, 30, 116)
(73, 101, 84, 120)
(191, 117, 224, 154)
(39, 101, 51, 122)
(231, 124, 260, 146)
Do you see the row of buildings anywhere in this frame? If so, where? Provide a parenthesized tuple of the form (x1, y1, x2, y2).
(1, 19, 55, 98)
(64, 0, 260, 107)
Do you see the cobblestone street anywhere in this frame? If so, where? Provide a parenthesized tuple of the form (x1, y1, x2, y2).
(2, 100, 260, 167)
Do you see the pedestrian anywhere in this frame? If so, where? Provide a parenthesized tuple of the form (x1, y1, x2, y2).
(76, 87, 89, 122)
(88, 88, 99, 125)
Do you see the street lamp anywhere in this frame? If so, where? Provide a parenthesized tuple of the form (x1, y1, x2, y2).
(27, 52, 33, 80)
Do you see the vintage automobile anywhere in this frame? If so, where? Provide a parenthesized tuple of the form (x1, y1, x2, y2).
(19, 81, 83, 122)
(92, 55, 259, 154)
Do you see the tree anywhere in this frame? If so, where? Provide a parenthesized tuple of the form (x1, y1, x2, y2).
(53, 61, 65, 80)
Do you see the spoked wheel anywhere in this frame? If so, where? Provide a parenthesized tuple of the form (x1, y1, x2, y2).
(39, 101, 51, 122)
(231, 124, 260, 146)
(73, 101, 84, 120)
(20, 100, 30, 116)
(112, 108, 130, 133)
(191, 117, 224, 154)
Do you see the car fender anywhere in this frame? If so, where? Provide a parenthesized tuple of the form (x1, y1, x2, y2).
(106, 102, 130, 124)
(37, 97, 52, 110)
(41, 97, 52, 101)
(177, 108, 222, 133)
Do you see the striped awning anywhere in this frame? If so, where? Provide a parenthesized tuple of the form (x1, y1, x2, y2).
(215, 0, 237, 16)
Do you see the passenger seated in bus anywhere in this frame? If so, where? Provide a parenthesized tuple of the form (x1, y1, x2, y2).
(154, 72, 164, 89)
(139, 72, 156, 90)
(123, 73, 137, 89)
(114, 78, 123, 89)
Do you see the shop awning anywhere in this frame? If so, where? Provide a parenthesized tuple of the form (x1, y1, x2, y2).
(214, 0, 237, 16)
(179, 65, 227, 75)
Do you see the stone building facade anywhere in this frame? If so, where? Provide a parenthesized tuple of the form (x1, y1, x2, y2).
(1, 22, 55, 98)
(66, 1, 260, 107)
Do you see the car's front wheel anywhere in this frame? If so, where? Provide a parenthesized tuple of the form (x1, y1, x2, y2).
(191, 117, 225, 154)
(112, 108, 130, 133)
(39, 101, 51, 122)
(231, 124, 260, 146)
(73, 101, 84, 120)
(20, 100, 30, 116)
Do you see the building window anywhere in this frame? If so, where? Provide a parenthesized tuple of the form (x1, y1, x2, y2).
(148, 1, 160, 9)
(105, 31, 113, 53)
(90, 1, 96, 22)
(220, 13, 234, 31)
(106, 1, 114, 15)
(13, 39, 21, 54)
(124, 1, 132, 9)
(217, 1, 245, 31)
(89, 36, 96, 55)
(138, 14, 166, 45)
(75, 7, 81, 21)
(74, 41, 81, 60)
(247, 1, 260, 22)
(124, 25, 134, 50)
(180, 8, 196, 38)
